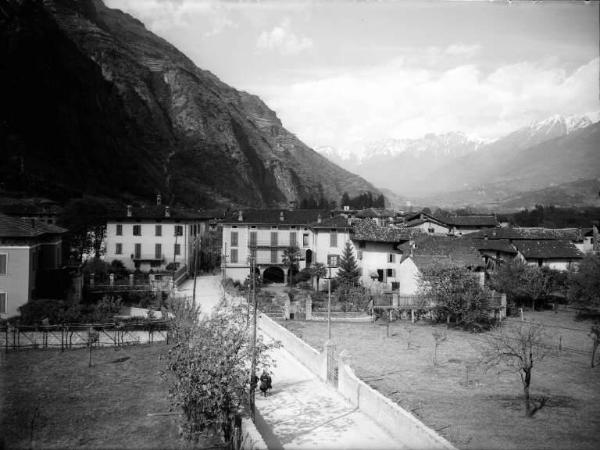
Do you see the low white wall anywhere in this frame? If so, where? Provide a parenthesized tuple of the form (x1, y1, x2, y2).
(258, 313, 326, 381)
(240, 417, 268, 450)
(338, 360, 457, 450)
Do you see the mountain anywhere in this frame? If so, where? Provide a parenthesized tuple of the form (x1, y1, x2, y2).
(317, 132, 485, 195)
(319, 114, 599, 206)
(0, 0, 378, 208)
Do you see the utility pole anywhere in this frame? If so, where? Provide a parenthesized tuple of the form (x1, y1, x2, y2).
(248, 253, 257, 420)
(192, 236, 200, 309)
(327, 265, 332, 340)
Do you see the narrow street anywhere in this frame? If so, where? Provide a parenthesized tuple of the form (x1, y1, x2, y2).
(185, 275, 404, 449)
(175, 274, 224, 316)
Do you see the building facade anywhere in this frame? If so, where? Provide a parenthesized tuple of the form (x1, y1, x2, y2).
(221, 210, 351, 285)
(104, 205, 207, 272)
(0, 214, 66, 319)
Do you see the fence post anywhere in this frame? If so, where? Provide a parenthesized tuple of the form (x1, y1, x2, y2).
(520, 308, 524, 321)
(90, 273, 95, 288)
(305, 295, 312, 321)
(109, 273, 115, 286)
(129, 274, 134, 287)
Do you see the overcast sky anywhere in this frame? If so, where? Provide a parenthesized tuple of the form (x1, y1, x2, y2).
(106, 0, 599, 153)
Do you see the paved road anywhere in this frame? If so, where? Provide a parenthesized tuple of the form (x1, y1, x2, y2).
(176, 275, 224, 316)
(254, 339, 403, 450)
(181, 275, 403, 449)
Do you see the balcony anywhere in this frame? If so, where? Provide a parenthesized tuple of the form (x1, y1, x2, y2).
(247, 240, 297, 249)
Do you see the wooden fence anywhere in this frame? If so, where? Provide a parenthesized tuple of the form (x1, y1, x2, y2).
(0, 321, 169, 350)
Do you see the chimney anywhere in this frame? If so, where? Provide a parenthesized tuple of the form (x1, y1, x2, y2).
(165, 206, 170, 218)
(280, 211, 285, 222)
(126, 205, 132, 217)
(156, 193, 162, 206)
(317, 214, 322, 224)
(238, 210, 243, 222)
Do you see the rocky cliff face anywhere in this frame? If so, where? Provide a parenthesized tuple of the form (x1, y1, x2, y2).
(0, 0, 377, 207)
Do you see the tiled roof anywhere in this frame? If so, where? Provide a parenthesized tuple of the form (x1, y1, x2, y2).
(471, 238, 518, 254)
(0, 214, 67, 238)
(351, 219, 414, 243)
(468, 227, 583, 241)
(311, 215, 352, 229)
(107, 205, 208, 221)
(437, 215, 499, 227)
(405, 217, 447, 228)
(398, 235, 484, 268)
(513, 240, 584, 260)
(224, 209, 329, 225)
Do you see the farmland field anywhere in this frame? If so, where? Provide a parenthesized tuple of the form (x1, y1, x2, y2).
(280, 310, 600, 450)
(0, 343, 222, 449)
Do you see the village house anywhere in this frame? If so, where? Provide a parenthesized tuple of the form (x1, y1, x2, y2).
(469, 227, 586, 270)
(104, 199, 209, 273)
(0, 214, 67, 319)
(0, 198, 62, 226)
(404, 211, 499, 235)
(221, 209, 354, 285)
(350, 219, 415, 291)
(513, 240, 584, 271)
(396, 234, 485, 296)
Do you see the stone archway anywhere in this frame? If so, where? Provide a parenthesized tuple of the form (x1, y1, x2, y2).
(263, 266, 284, 284)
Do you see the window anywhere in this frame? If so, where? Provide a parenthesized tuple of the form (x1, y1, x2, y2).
(303, 234, 309, 247)
(271, 232, 278, 247)
(174, 243, 181, 256)
(116, 224, 123, 236)
(0, 293, 6, 314)
(271, 248, 278, 263)
(327, 254, 339, 267)
(249, 231, 257, 247)
(230, 248, 238, 264)
(155, 243, 162, 259)
(115, 243, 123, 255)
(134, 243, 141, 259)
(330, 231, 337, 248)
(388, 253, 395, 263)
(428, 227, 435, 234)
(133, 225, 141, 236)
(358, 241, 365, 249)
(377, 269, 384, 282)
(175, 225, 183, 236)
(155, 225, 162, 236)
(0, 254, 6, 275)
(231, 231, 238, 247)
(290, 232, 297, 246)
(387, 268, 395, 277)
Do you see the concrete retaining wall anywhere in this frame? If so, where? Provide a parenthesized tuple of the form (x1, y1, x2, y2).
(258, 313, 326, 381)
(240, 417, 268, 450)
(338, 359, 457, 450)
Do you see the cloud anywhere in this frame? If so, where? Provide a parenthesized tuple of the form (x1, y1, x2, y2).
(257, 57, 599, 152)
(445, 43, 481, 57)
(256, 18, 313, 55)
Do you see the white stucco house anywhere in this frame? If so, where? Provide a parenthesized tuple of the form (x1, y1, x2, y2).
(104, 203, 210, 273)
(221, 209, 352, 285)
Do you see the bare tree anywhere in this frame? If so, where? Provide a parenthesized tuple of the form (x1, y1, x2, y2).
(482, 322, 550, 417)
(520, 266, 552, 311)
(590, 324, 600, 368)
(432, 329, 448, 366)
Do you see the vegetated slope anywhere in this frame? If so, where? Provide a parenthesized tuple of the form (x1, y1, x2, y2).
(498, 178, 600, 210)
(0, 0, 377, 208)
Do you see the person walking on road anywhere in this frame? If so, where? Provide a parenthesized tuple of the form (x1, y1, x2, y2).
(259, 369, 272, 397)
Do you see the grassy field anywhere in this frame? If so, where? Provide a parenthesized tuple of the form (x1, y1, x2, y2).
(0, 343, 222, 449)
(281, 310, 600, 450)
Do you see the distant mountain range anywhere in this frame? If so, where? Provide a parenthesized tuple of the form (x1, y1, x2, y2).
(0, 0, 377, 209)
(318, 114, 600, 210)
